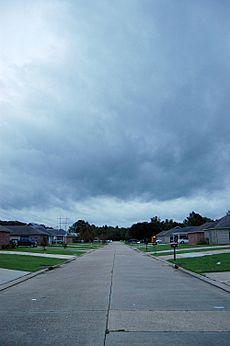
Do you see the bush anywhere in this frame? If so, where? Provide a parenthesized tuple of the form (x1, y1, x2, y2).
(197, 239, 208, 245)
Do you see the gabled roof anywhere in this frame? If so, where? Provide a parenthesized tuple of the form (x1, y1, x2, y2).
(157, 226, 181, 237)
(44, 228, 66, 236)
(173, 226, 198, 234)
(214, 214, 230, 229)
(195, 221, 219, 232)
(28, 223, 66, 236)
(5, 225, 48, 236)
(0, 225, 11, 233)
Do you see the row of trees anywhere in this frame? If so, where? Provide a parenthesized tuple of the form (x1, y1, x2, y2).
(68, 211, 213, 242)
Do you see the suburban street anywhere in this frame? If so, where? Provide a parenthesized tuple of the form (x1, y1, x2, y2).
(0, 242, 230, 346)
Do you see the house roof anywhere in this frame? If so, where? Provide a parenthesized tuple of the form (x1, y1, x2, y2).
(173, 226, 198, 234)
(157, 226, 181, 237)
(5, 225, 48, 236)
(44, 228, 66, 236)
(0, 225, 11, 233)
(193, 215, 230, 232)
(28, 223, 66, 236)
(195, 221, 219, 232)
(214, 214, 230, 229)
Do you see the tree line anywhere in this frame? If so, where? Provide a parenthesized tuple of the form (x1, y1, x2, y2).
(68, 211, 213, 242)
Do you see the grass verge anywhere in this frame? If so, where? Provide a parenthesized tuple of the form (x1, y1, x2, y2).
(130, 243, 230, 253)
(169, 253, 230, 273)
(152, 247, 230, 257)
(0, 254, 65, 272)
(2, 247, 86, 256)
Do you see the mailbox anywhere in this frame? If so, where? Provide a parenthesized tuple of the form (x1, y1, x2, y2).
(171, 242, 178, 261)
(171, 242, 178, 248)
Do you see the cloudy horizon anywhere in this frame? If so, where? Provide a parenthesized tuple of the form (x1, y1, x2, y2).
(0, 0, 230, 228)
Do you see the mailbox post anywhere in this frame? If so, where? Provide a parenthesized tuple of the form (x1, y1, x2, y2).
(171, 242, 178, 261)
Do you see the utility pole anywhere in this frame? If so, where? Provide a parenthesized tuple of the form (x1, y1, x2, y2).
(58, 217, 69, 244)
(58, 217, 69, 231)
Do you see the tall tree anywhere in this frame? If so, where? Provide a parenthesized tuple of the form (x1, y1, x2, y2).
(183, 211, 212, 226)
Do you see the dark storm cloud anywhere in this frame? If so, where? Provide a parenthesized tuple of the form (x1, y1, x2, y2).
(0, 0, 230, 225)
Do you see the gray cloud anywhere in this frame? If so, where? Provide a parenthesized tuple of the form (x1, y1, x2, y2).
(0, 0, 230, 225)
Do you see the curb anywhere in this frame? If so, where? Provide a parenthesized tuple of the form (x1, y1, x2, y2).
(151, 253, 230, 294)
(0, 247, 101, 292)
(133, 247, 230, 294)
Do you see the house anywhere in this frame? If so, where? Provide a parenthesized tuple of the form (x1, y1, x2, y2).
(157, 226, 181, 243)
(172, 226, 198, 243)
(188, 221, 218, 245)
(29, 223, 68, 244)
(5, 225, 48, 245)
(0, 225, 10, 249)
(204, 213, 230, 244)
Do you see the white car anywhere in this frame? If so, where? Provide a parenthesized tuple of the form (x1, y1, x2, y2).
(156, 239, 162, 243)
(178, 239, 189, 244)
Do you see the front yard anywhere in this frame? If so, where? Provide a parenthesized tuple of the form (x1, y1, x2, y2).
(0, 243, 104, 272)
(0, 254, 65, 272)
(3, 246, 86, 256)
(128, 242, 230, 275)
(169, 253, 230, 274)
(1, 242, 105, 256)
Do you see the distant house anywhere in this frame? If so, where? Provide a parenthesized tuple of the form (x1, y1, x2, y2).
(0, 225, 10, 248)
(5, 225, 48, 245)
(204, 214, 230, 244)
(172, 226, 198, 243)
(188, 221, 217, 245)
(29, 224, 69, 244)
(157, 226, 181, 243)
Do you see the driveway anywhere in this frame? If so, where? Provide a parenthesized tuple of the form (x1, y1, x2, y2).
(0, 268, 30, 285)
(0, 242, 229, 345)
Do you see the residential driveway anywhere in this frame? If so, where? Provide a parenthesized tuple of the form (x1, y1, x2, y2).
(0, 242, 229, 346)
(0, 268, 30, 285)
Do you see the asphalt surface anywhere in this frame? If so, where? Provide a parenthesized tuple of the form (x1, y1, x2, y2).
(0, 242, 230, 346)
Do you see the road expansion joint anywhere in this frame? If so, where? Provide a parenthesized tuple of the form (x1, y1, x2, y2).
(103, 249, 116, 344)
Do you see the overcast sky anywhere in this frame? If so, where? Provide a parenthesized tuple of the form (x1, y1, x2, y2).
(0, 0, 230, 228)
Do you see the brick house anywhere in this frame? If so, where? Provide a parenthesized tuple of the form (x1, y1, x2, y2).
(0, 225, 10, 248)
(5, 225, 48, 245)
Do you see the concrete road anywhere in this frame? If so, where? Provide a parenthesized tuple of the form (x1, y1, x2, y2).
(0, 242, 230, 346)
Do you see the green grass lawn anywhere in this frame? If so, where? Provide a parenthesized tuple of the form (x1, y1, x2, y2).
(0, 254, 65, 272)
(129, 243, 230, 253)
(3, 246, 86, 256)
(152, 246, 230, 257)
(67, 243, 104, 249)
(169, 253, 230, 273)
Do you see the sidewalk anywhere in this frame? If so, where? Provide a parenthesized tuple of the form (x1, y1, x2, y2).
(156, 248, 230, 259)
(0, 250, 76, 259)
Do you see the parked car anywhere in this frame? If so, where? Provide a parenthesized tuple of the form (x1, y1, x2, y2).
(156, 239, 162, 243)
(178, 239, 189, 244)
(127, 239, 139, 244)
(17, 238, 37, 247)
(52, 240, 64, 244)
